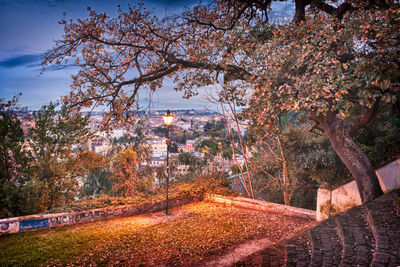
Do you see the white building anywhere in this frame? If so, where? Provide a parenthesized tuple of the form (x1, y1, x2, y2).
(149, 156, 166, 167)
(149, 137, 167, 157)
(186, 140, 195, 152)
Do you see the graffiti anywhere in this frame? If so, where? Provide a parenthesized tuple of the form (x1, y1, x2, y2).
(94, 210, 105, 217)
(19, 218, 50, 232)
(88, 211, 94, 219)
(0, 222, 19, 235)
(75, 213, 86, 222)
(49, 215, 73, 226)
(1, 223, 9, 231)
(0, 195, 200, 235)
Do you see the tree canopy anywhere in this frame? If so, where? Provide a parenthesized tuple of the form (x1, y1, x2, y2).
(44, 0, 400, 202)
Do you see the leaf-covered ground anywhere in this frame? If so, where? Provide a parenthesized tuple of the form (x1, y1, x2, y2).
(0, 201, 312, 266)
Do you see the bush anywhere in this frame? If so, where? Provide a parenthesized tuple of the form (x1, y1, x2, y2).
(45, 173, 234, 214)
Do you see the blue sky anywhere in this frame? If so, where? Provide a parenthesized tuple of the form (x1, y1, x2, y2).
(0, 0, 293, 110)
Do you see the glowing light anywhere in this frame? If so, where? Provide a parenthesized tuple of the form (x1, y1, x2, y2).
(163, 110, 174, 126)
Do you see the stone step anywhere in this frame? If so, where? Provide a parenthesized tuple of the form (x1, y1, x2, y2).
(285, 231, 312, 266)
(365, 191, 400, 266)
(309, 218, 343, 266)
(235, 189, 400, 267)
(335, 205, 375, 266)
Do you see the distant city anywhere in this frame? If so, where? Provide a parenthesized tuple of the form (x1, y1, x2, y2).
(18, 108, 248, 179)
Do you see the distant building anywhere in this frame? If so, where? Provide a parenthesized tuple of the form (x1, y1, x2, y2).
(234, 154, 246, 168)
(186, 140, 195, 152)
(178, 121, 191, 131)
(149, 156, 165, 167)
(149, 137, 167, 156)
(177, 143, 187, 153)
(87, 136, 110, 154)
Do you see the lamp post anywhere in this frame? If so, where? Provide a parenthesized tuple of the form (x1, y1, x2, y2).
(162, 110, 174, 215)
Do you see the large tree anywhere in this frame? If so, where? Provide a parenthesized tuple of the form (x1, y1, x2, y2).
(29, 102, 93, 210)
(44, 0, 400, 202)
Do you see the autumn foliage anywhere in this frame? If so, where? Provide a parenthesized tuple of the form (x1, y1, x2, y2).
(112, 148, 140, 197)
(43, 0, 400, 202)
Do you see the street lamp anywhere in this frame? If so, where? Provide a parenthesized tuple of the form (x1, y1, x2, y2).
(162, 110, 174, 215)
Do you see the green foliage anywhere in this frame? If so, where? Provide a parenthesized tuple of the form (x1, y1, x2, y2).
(0, 96, 32, 218)
(41, 172, 233, 214)
(152, 126, 167, 136)
(178, 152, 205, 172)
(284, 125, 351, 187)
(82, 168, 114, 196)
(357, 112, 400, 168)
(170, 142, 178, 153)
(27, 102, 94, 213)
(204, 119, 226, 137)
(249, 113, 348, 208)
(197, 138, 221, 156)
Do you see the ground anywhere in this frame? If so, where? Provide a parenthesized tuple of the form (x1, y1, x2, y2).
(0, 201, 313, 266)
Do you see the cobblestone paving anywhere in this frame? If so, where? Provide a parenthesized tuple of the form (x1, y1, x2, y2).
(236, 189, 400, 267)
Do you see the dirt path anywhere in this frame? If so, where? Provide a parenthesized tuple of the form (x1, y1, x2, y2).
(201, 237, 274, 267)
(104, 205, 192, 228)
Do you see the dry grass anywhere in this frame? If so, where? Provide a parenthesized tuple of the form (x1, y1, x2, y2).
(0, 201, 310, 266)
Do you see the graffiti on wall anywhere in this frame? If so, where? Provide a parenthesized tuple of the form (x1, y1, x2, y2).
(0, 194, 202, 235)
(0, 221, 19, 235)
(19, 218, 50, 232)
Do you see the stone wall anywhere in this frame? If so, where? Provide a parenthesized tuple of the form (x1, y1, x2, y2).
(0, 192, 316, 236)
(316, 158, 400, 221)
(376, 159, 400, 193)
(0, 195, 203, 235)
(237, 188, 400, 266)
(206, 194, 316, 221)
(316, 181, 362, 221)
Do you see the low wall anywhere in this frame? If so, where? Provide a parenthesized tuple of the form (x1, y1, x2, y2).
(376, 159, 400, 193)
(316, 181, 362, 221)
(206, 194, 316, 221)
(0, 195, 203, 235)
(316, 158, 400, 221)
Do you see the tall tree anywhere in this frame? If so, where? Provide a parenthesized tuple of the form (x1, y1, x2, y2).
(29, 102, 93, 210)
(0, 96, 32, 217)
(44, 1, 400, 202)
(112, 148, 140, 197)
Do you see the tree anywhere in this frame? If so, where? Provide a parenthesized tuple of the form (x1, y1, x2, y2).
(0, 96, 32, 217)
(112, 148, 140, 197)
(83, 167, 113, 196)
(178, 152, 204, 172)
(44, 1, 400, 202)
(29, 102, 93, 210)
(76, 151, 111, 196)
(244, 6, 399, 202)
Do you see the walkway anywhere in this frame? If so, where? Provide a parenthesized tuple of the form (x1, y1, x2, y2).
(237, 189, 400, 266)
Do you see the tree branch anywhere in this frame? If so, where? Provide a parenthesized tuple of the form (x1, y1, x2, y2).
(350, 98, 380, 136)
(310, 0, 353, 21)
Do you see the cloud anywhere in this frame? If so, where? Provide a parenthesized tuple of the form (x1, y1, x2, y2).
(146, 0, 197, 7)
(0, 54, 42, 68)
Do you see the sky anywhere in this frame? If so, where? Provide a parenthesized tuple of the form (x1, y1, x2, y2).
(0, 0, 293, 111)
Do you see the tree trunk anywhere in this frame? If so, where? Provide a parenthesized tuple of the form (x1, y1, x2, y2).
(320, 120, 383, 203)
(277, 135, 290, 206)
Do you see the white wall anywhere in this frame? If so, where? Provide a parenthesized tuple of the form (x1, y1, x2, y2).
(316, 159, 400, 221)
